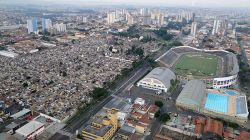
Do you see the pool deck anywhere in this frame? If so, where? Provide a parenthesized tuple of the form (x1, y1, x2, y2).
(204, 89, 237, 116)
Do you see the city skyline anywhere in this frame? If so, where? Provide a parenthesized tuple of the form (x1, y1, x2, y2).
(1, 0, 250, 8)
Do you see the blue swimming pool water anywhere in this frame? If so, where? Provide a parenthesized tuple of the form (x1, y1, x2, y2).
(205, 93, 228, 113)
(224, 90, 238, 96)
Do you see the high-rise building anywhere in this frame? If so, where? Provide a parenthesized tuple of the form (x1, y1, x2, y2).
(42, 18, 52, 32)
(212, 19, 227, 36)
(54, 23, 67, 32)
(82, 17, 88, 23)
(107, 12, 116, 25)
(151, 12, 165, 26)
(191, 22, 197, 36)
(140, 8, 149, 16)
(142, 16, 151, 25)
(192, 13, 195, 21)
(27, 18, 38, 34)
(127, 13, 137, 25)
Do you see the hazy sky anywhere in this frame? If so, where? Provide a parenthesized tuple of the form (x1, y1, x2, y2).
(1, 0, 250, 7)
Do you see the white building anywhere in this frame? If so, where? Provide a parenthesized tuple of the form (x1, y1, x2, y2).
(107, 12, 116, 25)
(15, 121, 44, 139)
(0, 51, 18, 58)
(82, 17, 88, 23)
(140, 8, 150, 16)
(45, 19, 52, 29)
(191, 22, 197, 36)
(27, 18, 38, 34)
(137, 67, 176, 92)
(54, 23, 67, 32)
(134, 98, 145, 106)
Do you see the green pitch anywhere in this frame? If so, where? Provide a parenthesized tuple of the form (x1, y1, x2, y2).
(175, 54, 219, 76)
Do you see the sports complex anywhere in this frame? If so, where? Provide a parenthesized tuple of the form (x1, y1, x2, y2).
(156, 46, 239, 89)
(176, 80, 249, 123)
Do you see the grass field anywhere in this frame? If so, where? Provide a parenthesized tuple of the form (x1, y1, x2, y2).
(175, 54, 219, 76)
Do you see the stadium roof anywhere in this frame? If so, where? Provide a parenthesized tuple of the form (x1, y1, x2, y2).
(176, 80, 206, 107)
(16, 121, 44, 137)
(139, 67, 176, 89)
(10, 108, 31, 119)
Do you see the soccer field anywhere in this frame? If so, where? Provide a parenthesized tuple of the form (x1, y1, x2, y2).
(175, 54, 219, 76)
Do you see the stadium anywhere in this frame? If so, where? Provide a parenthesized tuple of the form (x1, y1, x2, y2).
(156, 46, 239, 89)
(176, 80, 249, 123)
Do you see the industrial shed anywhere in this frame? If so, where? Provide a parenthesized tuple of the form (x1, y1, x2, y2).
(176, 80, 206, 112)
(137, 67, 176, 92)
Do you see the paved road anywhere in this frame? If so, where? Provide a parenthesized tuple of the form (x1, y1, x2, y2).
(62, 64, 151, 134)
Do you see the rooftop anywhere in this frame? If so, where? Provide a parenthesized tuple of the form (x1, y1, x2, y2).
(15, 120, 44, 137)
(176, 80, 206, 107)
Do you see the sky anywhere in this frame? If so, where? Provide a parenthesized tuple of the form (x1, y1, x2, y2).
(1, 0, 250, 8)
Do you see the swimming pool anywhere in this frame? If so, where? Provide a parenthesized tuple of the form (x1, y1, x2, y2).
(224, 90, 238, 96)
(205, 93, 228, 113)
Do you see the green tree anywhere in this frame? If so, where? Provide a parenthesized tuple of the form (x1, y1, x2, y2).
(155, 100, 163, 108)
(170, 41, 183, 46)
(160, 113, 170, 123)
(154, 110, 161, 118)
(22, 82, 28, 88)
(91, 87, 109, 100)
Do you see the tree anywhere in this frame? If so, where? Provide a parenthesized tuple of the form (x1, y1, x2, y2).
(91, 87, 109, 100)
(170, 41, 183, 46)
(170, 79, 175, 86)
(22, 82, 28, 88)
(155, 101, 163, 108)
(77, 134, 83, 139)
(153, 29, 174, 41)
(160, 113, 170, 123)
(62, 71, 67, 77)
(71, 39, 76, 44)
(134, 48, 144, 56)
(154, 110, 161, 118)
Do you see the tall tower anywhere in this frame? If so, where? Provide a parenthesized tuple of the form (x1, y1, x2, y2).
(42, 18, 52, 32)
(27, 18, 38, 34)
(191, 22, 197, 37)
(107, 12, 116, 25)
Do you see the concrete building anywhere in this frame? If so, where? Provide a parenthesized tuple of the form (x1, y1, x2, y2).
(113, 125, 137, 140)
(140, 8, 149, 16)
(127, 13, 137, 25)
(137, 67, 176, 92)
(191, 22, 197, 37)
(82, 109, 118, 140)
(42, 18, 52, 32)
(27, 18, 38, 34)
(15, 121, 45, 140)
(103, 97, 132, 126)
(82, 17, 88, 23)
(54, 23, 67, 32)
(0, 51, 18, 58)
(176, 80, 206, 112)
(107, 12, 116, 25)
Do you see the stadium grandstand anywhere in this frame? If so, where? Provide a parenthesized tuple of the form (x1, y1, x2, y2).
(156, 46, 239, 89)
(176, 80, 249, 124)
(137, 67, 176, 92)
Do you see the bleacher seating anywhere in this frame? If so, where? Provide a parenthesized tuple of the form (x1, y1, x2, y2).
(159, 50, 179, 67)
